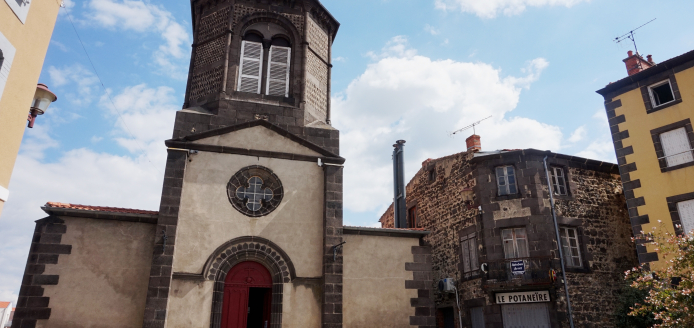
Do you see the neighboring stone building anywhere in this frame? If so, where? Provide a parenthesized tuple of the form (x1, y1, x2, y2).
(596, 49, 694, 270)
(0, 0, 61, 216)
(12, 1, 437, 328)
(381, 137, 638, 328)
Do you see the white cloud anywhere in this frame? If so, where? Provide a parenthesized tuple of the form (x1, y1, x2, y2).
(48, 64, 100, 106)
(84, 0, 191, 78)
(568, 125, 587, 143)
(0, 84, 177, 305)
(574, 109, 616, 162)
(424, 24, 440, 35)
(334, 37, 562, 213)
(435, 0, 591, 18)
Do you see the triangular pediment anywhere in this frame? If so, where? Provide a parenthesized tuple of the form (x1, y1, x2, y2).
(170, 120, 340, 159)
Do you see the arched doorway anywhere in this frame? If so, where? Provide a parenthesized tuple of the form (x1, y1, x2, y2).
(221, 261, 273, 328)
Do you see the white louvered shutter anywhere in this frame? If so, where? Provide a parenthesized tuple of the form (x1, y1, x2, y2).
(678, 200, 694, 235)
(661, 127, 694, 167)
(237, 41, 263, 94)
(265, 45, 291, 97)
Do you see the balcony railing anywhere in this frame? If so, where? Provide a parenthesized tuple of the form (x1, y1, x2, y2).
(483, 256, 555, 288)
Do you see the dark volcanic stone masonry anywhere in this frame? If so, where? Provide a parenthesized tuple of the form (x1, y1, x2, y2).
(381, 149, 638, 328)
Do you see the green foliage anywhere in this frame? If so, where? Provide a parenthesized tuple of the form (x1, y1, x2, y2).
(624, 222, 694, 327)
(613, 277, 657, 328)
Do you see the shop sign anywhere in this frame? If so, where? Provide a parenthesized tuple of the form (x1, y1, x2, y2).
(510, 260, 525, 275)
(496, 290, 550, 304)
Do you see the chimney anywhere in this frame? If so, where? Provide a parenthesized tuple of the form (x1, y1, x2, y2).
(466, 134, 481, 152)
(392, 140, 407, 228)
(623, 51, 655, 76)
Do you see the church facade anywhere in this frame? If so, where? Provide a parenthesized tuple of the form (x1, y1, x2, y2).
(11, 1, 437, 328)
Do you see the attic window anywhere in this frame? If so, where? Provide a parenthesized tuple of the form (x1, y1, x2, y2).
(649, 80, 676, 107)
(427, 169, 436, 183)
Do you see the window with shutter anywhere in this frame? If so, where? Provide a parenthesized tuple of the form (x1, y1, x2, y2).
(660, 127, 694, 167)
(265, 45, 291, 97)
(460, 232, 479, 276)
(550, 167, 567, 196)
(677, 199, 694, 236)
(0, 31, 16, 104)
(237, 41, 263, 94)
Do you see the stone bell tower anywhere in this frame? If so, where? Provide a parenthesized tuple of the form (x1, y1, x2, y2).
(176, 0, 340, 141)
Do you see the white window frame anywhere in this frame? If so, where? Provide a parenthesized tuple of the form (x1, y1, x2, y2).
(501, 228, 529, 259)
(559, 227, 582, 268)
(4, 0, 32, 24)
(659, 127, 694, 167)
(265, 45, 291, 97)
(677, 199, 694, 236)
(549, 166, 568, 196)
(0, 31, 16, 104)
(460, 232, 479, 274)
(648, 79, 676, 108)
(237, 40, 264, 94)
(496, 166, 517, 196)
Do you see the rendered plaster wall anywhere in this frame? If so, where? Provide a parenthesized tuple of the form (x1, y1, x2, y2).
(174, 150, 324, 277)
(193, 125, 323, 157)
(37, 217, 155, 328)
(342, 234, 419, 328)
(610, 66, 694, 269)
(0, 0, 60, 216)
(166, 279, 322, 328)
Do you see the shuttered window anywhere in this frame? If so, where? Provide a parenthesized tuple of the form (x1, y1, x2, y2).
(470, 307, 485, 328)
(496, 166, 517, 196)
(678, 199, 694, 236)
(237, 41, 263, 94)
(660, 127, 694, 167)
(0, 31, 16, 104)
(502, 228, 529, 259)
(550, 166, 568, 196)
(460, 233, 479, 274)
(265, 45, 291, 97)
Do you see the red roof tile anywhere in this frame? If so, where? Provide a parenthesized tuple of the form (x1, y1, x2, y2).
(0, 302, 10, 308)
(344, 226, 427, 231)
(45, 202, 158, 215)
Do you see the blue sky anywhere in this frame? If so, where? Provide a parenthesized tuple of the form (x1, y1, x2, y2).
(2, 0, 694, 303)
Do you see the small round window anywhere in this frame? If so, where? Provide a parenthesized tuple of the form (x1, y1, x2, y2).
(227, 166, 283, 217)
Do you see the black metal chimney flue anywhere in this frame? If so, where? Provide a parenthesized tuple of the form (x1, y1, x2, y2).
(392, 140, 407, 228)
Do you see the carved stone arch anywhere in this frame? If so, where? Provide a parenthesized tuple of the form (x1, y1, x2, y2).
(205, 236, 296, 328)
(228, 11, 304, 99)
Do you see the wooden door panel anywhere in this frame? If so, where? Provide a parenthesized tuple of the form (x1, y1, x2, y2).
(222, 286, 249, 328)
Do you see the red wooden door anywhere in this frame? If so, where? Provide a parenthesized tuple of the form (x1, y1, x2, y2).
(221, 262, 273, 328)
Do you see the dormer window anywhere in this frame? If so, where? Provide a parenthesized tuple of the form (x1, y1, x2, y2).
(237, 25, 292, 98)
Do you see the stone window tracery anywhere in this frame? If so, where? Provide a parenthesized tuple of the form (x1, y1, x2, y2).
(227, 166, 283, 217)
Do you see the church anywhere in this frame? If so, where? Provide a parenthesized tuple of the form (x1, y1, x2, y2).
(11, 1, 437, 328)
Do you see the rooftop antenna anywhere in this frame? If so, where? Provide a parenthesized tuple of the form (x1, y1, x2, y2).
(614, 18, 656, 57)
(450, 116, 492, 137)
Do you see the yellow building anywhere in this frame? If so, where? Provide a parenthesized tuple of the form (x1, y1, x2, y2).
(0, 0, 61, 215)
(597, 50, 694, 268)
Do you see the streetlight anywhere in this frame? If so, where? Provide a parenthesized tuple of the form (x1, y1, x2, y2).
(27, 83, 57, 128)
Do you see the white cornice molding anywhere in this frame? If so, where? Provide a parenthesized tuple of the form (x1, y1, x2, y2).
(0, 185, 8, 202)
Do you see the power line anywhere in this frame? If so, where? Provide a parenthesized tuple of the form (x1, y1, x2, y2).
(59, 2, 162, 174)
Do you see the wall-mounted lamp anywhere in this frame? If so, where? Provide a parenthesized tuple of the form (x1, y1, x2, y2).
(27, 83, 57, 128)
